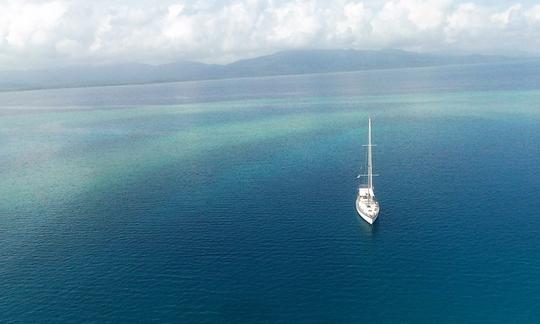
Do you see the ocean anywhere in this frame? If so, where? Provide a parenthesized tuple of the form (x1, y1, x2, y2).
(1, 61, 540, 322)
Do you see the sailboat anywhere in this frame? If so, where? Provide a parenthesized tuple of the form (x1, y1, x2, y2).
(356, 118, 380, 224)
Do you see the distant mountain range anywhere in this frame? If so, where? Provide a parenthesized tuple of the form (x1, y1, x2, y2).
(0, 49, 522, 91)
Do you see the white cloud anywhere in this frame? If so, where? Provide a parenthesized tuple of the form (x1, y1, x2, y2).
(526, 5, 540, 25)
(0, 0, 539, 70)
(445, 3, 489, 42)
(491, 4, 522, 27)
(370, 0, 449, 47)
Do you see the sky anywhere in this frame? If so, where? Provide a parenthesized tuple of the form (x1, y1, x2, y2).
(0, 0, 539, 70)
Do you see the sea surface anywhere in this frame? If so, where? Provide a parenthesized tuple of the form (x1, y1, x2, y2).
(1, 61, 540, 323)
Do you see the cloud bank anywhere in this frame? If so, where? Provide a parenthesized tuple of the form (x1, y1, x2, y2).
(0, 0, 539, 69)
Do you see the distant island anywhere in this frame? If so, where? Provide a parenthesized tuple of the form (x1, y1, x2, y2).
(0, 49, 526, 91)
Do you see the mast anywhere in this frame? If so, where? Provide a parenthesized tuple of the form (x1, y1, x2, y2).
(367, 118, 373, 191)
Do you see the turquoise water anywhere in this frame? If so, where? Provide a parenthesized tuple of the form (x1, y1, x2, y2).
(1, 62, 540, 322)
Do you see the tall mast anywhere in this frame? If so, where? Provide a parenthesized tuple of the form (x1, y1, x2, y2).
(367, 118, 373, 191)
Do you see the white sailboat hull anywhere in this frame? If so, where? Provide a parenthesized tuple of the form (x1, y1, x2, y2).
(356, 188, 379, 225)
(356, 199, 379, 224)
(357, 209, 376, 224)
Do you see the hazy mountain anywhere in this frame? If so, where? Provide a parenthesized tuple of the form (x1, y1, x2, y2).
(0, 49, 519, 91)
(222, 49, 511, 76)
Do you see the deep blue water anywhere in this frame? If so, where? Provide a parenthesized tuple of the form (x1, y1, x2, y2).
(1, 61, 540, 323)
